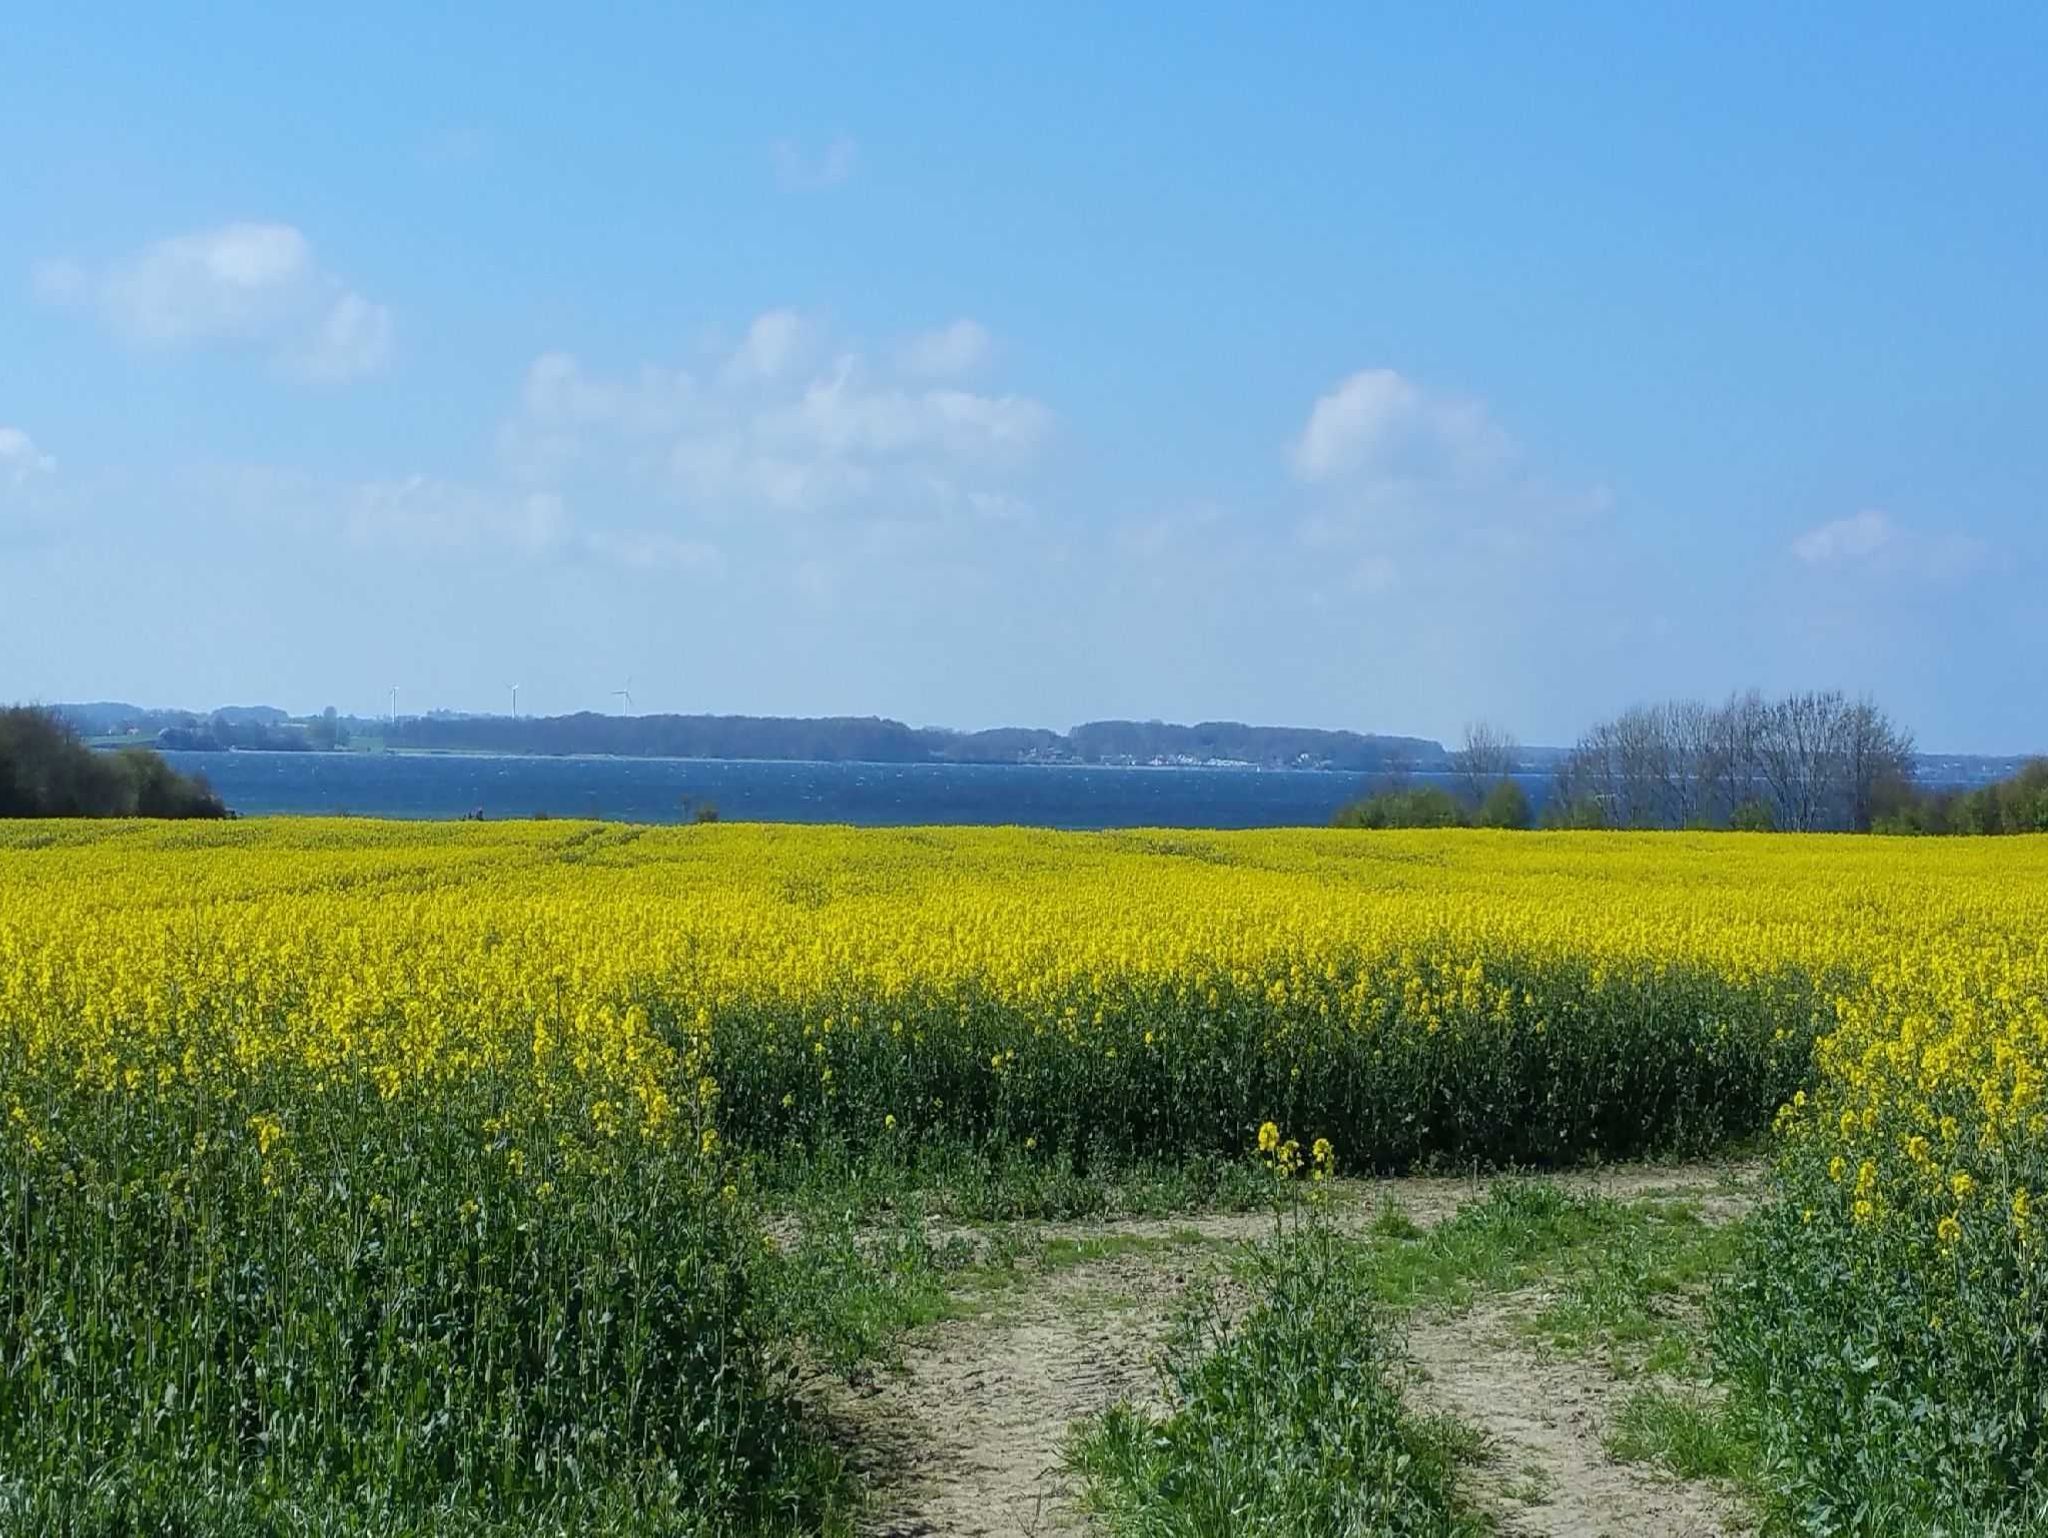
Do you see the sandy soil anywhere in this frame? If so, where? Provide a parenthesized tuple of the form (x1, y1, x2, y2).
(1408, 1297, 1747, 1537)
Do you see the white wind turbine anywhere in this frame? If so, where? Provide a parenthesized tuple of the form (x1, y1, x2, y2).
(612, 676, 634, 714)
(508, 683, 520, 720)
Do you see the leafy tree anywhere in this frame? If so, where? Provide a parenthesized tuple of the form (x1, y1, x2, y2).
(0, 706, 227, 819)
(1476, 778, 1533, 829)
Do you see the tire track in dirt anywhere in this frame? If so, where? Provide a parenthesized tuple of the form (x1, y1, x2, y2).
(1407, 1297, 1747, 1537)
(814, 1162, 1759, 1537)
(813, 1255, 1183, 1536)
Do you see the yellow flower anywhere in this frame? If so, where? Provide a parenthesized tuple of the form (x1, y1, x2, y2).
(1937, 1215, 1962, 1247)
(1257, 1121, 1280, 1154)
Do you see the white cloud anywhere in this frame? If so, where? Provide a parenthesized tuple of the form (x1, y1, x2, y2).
(725, 309, 808, 382)
(295, 291, 395, 381)
(899, 319, 991, 378)
(1281, 368, 1618, 620)
(101, 222, 311, 344)
(1791, 509, 1984, 581)
(505, 310, 1054, 521)
(781, 358, 1050, 462)
(1791, 509, 1896, 565)
(772, 134, 858, 190)
(0, 427, 55, 485)
(1290, 368, 1509, 485)
(38, 221, 393, 382)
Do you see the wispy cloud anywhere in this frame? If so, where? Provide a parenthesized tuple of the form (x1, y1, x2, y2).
(771, 134, 858, 190)
(503, 309, 1053, 521)
(1792, 509, 1895, 565)
(1290, 368, 1509, 486)
(898, 319, 991, 378)
(724, 309, 809, 383)
(36, 221, 393, 382)
(1791, 509, 1984, 581)
(0, 427, 55, 485)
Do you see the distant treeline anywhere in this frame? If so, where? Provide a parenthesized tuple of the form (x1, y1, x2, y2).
(379, 712, 1447, 770)
(157, 707, 351, 753)
(1878, 759, 2048, 835)
(0, 707, 227, 819)
(58, 701, 348, 752)
(1336, 692, 2046, 835)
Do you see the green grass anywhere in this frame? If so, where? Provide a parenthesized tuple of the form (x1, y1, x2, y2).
(1342, 1181, 1655, 1312)
(1039, 1228, 1219, 1271)
(761, 1199, 958, 1377)
(1067, 1220, 1490, 1537)
(1059, 1180, 1766, 1537)
(1327, 1182, 1746, 1378)
(1369, 1196, 1427, 1240)
(1520, 1202, 1743, 1376)
(1604, 1386, 1751, 1481)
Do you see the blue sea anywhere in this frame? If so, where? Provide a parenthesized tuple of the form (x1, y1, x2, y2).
(157, 751, 1543, 830)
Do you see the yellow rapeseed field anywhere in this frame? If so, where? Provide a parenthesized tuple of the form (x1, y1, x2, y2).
(3, 819, 2043, 1169)
(3, 818, 2045, 1527)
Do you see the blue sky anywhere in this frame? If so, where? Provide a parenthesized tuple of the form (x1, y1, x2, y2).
(3, 4, 2043, 750)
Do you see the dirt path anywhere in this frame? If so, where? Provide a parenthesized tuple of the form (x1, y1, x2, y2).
(816, 1254, 1181, 1536)
(924, 1160, 1759, 1255)
(1408, 1298, 1746, 1537)
(818, 1162, 1759, 1537)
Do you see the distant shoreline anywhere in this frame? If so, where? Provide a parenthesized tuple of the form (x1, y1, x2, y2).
(150, 745, 1385, 774)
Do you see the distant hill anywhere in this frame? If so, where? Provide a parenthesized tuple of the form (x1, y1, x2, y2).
(378, 711, 1448, 769)
(1065, 720, 1444, 770)
(45, 701, 2037, 780)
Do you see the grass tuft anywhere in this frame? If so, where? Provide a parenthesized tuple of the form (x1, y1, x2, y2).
(1068, 1221, 1488, 1537)
(1604, 1385, 1751, 1482)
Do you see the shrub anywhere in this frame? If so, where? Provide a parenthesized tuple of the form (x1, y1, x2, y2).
(1332, 785, 1469, 829)
(0, 705, 226, 818)
(1729, 798, 1776, 833)
(1541, 794, 1608, 830)
(1475, 779, 1532, 830)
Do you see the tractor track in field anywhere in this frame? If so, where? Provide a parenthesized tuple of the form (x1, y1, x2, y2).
(809, 1162, 1759, 1537)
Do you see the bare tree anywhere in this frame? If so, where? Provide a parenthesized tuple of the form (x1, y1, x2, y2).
(1837, 696, 1917, 831)
(1666, 698, 1727, 827)
(1555, 689, 1916, 832)
(1610, 705, 1673, 828)
(1452, 721, 1519, 804)
(1754, 691, 1832, 831)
